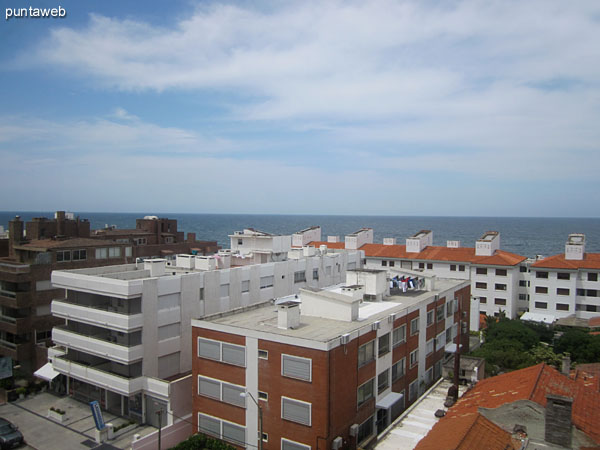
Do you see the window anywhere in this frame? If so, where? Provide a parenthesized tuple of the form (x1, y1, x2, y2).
(197, 338, 246, 367)
(312, 269, 319, 280)
(392, 358, 405, 381)
(125, 247, 132, 257)
(519, 280, 527, 287)
(588, 273, 598, 282)
(382, 260, 387, 267)
(108, 247, 121, 258)
(445, 327, 453, 345)
(536, 271, 549, 279)
(519, 294, 528, 301)
(222, 421, 245, 445)
(588, 289, 599, 297)
(258, 349, 268, 359)
(237, 238, 243, 245)
(198, 376, 245, 407)
(282, 354, 312, 382)
(495, 283, 507, 291)
(557, 288, 570, 296)
(446, 301, 453, 317)
(459, 265, 465, 272)
(435, 332, 445, 349)
(475, 282, 487, 289)
(358, 340, 375, 367)
(198, 414, 221, 438)
(427, 263, 433, 270)
(535, 302, 548, 309)
(556, 303, 569, 311)
(258, 391, 268, 401)
(450, 264, 456, 271)
(409, 380, 418, 401)
(557, 272, 570, 280)
(535, 286, 548, 294)
(281, 397, 311, 426)
(95, 248, 108, 259)
(436, 305, 444, 322)
(377, 369, 389, 393)
(496, 268, 507, 276)
(199, 288, 204, 300)
(220, 284, 229, 297)
(241, 280, 250, 293)
(419, 263, 425, 269)
(72, 249, 87, 261)
(410, 317, 419, 335)
(198, 413, 246, 445)
(378, 333, 390, 356)
(494, 298, 506, 306)
(480, 296, 487, 304)
(357, 379, 374, 407)
(520, 266, 528, 272)
(357, 416, 374, 443)
(409, 349, 418, 368)
(392, 325, 406, 347)
(389, 261, 395, 267)
(36, 330, 51, 341)
(476, 268, 487, 275)
(426, 339, 434, 355)
(426, 310, 434, 326)
(282, 439, 311, 450)
(260, 276, 274, 289)
(294, 271, 306, 283)
(56, 250, 71, 262)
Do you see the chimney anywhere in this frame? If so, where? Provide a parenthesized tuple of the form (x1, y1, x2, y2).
(447, 240, 460, 248)
(475, 231, 500, 256)
(406, 230, 433, 253)
(545, 394, 573, 447)
(187, 232, 196, 243)
(144, 259, 166, 277)
(565, 234, 585, 261)
(383, 238, 396, 246)
(327, 236, 340, 243)
(277, 302, 300, 330)
(562, 353, 571, 375)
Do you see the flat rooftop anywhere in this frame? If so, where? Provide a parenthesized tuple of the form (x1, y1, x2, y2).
(197, 278, 467, 343)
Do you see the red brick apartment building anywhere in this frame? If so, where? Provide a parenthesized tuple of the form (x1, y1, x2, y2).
(192, 269, 470, 450)
(0, 212, 217, 376)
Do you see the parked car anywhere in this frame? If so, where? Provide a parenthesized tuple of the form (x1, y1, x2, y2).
(0, 418, 24, 449)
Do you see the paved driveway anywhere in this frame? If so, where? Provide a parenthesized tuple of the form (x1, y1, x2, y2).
(0, 393, 156, 450)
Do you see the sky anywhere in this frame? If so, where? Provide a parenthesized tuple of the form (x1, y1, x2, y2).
(1, 0, 599, 217)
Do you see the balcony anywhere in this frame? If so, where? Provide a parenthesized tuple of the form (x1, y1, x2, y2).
(52, 328, 143, 364)
(52, 300, 143, 332)
(0, 290, 31, 308)
(0, 314, 31, 334)
(0, 262, 30, 275)
(0, 338, 32, 361)
(52, 357, 170, 398)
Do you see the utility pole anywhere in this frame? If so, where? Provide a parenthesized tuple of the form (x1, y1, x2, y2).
(453, 297, 462, 402)
(157, 409, 162, 450)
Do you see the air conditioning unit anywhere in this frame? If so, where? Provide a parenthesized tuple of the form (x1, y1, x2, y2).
(372, 321, 381, 331)
(332, 436, 343, 450)
(340, 333, 350, 345)
(388, 313, 396, 323)
(349, 424, 359, 437)
(434, 294, 439, 301)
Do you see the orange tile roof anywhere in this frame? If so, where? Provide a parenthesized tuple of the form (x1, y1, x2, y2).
(362, 243, 526, 266)
(532, 253, 600, 270)
(414, 413, 518, 450)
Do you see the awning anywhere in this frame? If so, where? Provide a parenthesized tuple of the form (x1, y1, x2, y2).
(376, 391, 404, 409)
(34, 362, 60, 381)
(521, 312, 556, 324)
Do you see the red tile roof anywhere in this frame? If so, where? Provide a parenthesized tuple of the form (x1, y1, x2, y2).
(311, 242, 526, 266)
(414, 413, 518, 450)
(532, 253, 600, 270)
(306, 241, 346, 250)
(417, 364, 600, 448)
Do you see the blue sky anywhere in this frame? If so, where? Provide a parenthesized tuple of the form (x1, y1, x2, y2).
(1, 0, 599, 216)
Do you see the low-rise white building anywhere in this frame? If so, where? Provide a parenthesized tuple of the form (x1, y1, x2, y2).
(47, 232, 363, 427)
(526, 234, 600, 322)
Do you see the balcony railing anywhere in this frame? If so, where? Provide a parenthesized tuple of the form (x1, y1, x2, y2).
(0, 262, 30, 274)
(0, 291, 31, 308)
(52, 328, 143, 364)
(52, 300, 143, 332)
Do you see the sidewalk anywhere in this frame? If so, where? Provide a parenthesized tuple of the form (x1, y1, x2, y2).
(0, 392, 156, 450)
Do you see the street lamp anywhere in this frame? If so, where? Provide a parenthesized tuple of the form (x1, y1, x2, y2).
(240, 391, 263, 450)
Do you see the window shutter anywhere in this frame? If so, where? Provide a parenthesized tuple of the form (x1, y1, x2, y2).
(198, 338, 221, 360)
(198, 377, 221, 399)
(282, 398, 311, 426)
(222, 343, 245, 367)
(222, 383, 245, 407)
(198, 414, 220, 437)
(222, 422, 245, 445)
(282, 355, 311, 381)
(282, 439, 311, 450)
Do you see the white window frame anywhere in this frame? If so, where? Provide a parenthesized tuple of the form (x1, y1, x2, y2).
(410, 349, 419, 368)
(281, 396, 312, 427)
(281, 438, 311, 450)
(281, 354, 312, 382)
(410, 317, 419, 335)
(197, 337, 246, 367)
(392, 324, 406, 347)
(197, 375, 247, 408)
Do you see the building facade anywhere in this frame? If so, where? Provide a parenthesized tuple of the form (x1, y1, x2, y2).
(48, 236, 363, 427)
(192, 269, 470, 449)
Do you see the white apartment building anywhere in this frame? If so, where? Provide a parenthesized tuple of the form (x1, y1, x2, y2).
(526, 234, 600, 322)
(313, 230, 528, 326)
(46, 228, 363, 427)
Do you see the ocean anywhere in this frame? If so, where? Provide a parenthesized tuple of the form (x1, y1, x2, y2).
(1, 212, 599, 259)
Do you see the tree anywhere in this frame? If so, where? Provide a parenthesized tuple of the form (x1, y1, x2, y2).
(555, 330, 600, 363)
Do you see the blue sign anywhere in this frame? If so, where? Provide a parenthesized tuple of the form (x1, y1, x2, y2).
(90, 400, 105, 430)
